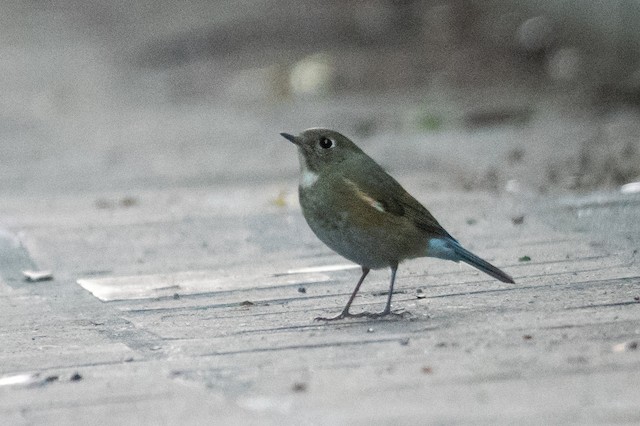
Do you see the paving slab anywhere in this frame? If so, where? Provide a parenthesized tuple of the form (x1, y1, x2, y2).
(1, 179, 639, 425)
(2, 1, 640, 424)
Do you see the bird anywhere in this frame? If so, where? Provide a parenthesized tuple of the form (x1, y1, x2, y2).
(280, 128, 514, 320)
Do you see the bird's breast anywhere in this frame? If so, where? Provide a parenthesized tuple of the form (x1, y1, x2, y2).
(298, 176, 428, 268)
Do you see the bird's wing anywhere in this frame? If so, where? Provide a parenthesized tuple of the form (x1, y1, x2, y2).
(343, 160, 455, 240)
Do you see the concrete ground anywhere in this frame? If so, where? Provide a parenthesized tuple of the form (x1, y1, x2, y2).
(1, 120, 639, 425)
(2, 2, 640, 425)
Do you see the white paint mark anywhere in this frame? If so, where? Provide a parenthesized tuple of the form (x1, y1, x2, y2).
(621, 181, 640, 194)
(77, 270, 331, 302)
(0, 373, 39, 387)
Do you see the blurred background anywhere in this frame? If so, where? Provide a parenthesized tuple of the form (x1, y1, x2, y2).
(2, 0, 640, 195)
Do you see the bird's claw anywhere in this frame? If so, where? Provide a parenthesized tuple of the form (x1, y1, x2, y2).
(314, 309, 410, 321)
(359, 309, 409, 319)
(314, 311, 357, 321)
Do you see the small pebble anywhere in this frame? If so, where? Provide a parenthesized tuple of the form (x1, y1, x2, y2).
(511, 215, 525, 225)
(292, 382, 307, 392)
(44, 375, 59, 384)
(119, 196, 138, 207)
(22, 270, 54, 282)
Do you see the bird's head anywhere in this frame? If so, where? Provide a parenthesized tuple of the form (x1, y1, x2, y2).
(280, 128, 363, 173)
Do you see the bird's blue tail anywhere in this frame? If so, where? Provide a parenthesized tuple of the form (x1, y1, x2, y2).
(427, 238, 515, 284)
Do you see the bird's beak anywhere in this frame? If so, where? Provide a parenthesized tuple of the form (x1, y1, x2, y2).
(280, 132, 299, 145)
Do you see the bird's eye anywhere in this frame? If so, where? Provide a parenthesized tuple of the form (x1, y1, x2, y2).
(318, 137, 335, 149)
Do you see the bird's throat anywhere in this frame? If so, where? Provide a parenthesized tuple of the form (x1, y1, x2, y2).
(300, 169, 319, 188)
(298, 150, 319, 188)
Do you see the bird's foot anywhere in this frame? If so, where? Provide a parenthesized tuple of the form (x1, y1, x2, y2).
(314, 310, 359, 321)
(315, 309, 411, 321)
(359, 309, 411, 320)
(314, 309, 387, 321)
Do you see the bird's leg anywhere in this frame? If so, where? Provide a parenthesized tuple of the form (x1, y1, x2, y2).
(315, 267, 370, 321)
(362, 265, 406, 319)
(382, 265, 397, 315)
